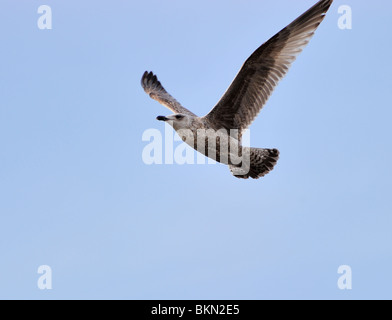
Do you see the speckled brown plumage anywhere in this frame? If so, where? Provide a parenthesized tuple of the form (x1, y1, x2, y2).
(141, 0, 333, 179)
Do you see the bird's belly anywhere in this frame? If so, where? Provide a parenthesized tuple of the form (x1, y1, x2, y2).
(177, 129, 243, 165)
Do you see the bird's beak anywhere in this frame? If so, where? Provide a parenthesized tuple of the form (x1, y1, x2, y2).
(156, 116, 169, 121)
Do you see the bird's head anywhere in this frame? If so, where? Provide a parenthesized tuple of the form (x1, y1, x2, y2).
(156, 114, 193, 130)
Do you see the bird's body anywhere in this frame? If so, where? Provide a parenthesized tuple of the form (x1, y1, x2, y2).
(156, 114, 242, 165)
(142, 0, 333, 179)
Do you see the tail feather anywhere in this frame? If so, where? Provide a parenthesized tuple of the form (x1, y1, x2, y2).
(230, 148, 280, 179)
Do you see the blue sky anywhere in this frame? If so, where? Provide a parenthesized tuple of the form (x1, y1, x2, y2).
(0, 0, 391, 300)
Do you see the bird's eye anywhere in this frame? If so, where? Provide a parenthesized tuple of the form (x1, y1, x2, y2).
(175, 115, 184, 120)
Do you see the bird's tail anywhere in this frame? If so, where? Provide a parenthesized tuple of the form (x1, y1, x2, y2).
(229, 148, 280, 179)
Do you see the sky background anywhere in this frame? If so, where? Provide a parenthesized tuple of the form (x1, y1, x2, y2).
(0, 0, 391, 300)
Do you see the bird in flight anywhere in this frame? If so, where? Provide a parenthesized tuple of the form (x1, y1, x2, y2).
(142, 0, 333, 179)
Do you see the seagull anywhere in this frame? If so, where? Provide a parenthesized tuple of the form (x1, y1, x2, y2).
(142, 0, 333, 179)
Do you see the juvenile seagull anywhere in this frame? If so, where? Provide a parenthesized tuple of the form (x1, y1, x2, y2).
(142, 0, 333, 179)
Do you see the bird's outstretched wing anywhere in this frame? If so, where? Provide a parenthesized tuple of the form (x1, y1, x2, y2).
(204, 0, 333, 134)
(141, 71, 196, 116)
